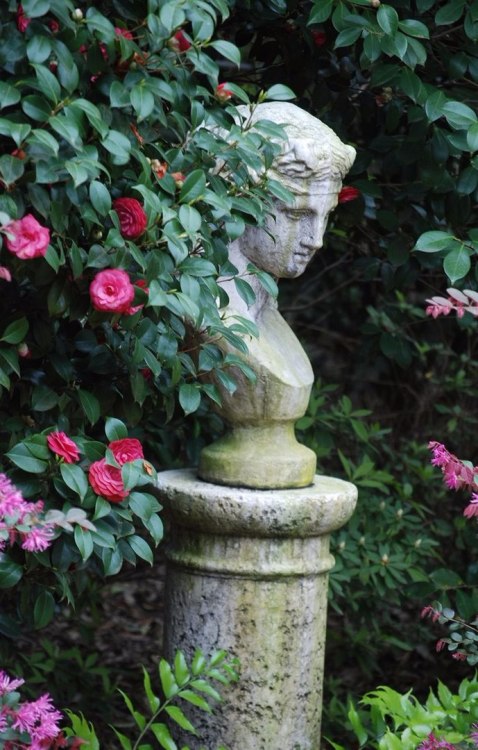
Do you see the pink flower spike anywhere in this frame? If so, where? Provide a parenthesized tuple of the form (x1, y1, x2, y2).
(0, 670, 25, 695)
(464, 494, 478, 518)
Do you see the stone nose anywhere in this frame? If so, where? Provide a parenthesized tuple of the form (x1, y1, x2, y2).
(300, 215, 325, 251)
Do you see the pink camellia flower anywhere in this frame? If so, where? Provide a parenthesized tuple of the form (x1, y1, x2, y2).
(0, 266, 11, 282)
(113, 197, 148, 240)
(89, 268, 135, 313)
(215, 83, 233, 103)
(109, 438, 144, 466)
(311, 29, 327, 47)
(16, 4, 31, 32)
(2, 214, 50, 259)
(88, 458, 128, 503)
(169, 29, 191, 52)
(338, 186, 360, 203)
(47, 431, 81, 464)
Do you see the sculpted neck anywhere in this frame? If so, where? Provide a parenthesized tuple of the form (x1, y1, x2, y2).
(221, 241, 275, 321)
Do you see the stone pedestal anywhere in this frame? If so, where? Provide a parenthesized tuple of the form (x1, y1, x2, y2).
(158, 469, 357, 750)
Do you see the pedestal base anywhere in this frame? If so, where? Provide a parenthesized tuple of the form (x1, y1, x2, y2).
(158, 469, 357, 750)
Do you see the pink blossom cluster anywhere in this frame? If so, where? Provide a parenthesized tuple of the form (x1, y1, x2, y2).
(428, 441, 478, 518)
(0, 473, 55, 552)
(417, 734, 457, 750)
(426, 288, 478, 319)
(0, 670, 63, 749)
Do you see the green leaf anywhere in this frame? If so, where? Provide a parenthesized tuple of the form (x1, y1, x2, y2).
(105, 417, 128, 441)
(127, 535, 153, 564)
(179, 170, 207, 204)
(159, 2, 186, 32)
(74, 526, 94, 562)
(142, 667, 160, 712)
(178, 205, 202, 233)
(414, 231, 456, 253)
(60, 463, 88, 500)
(435, 0, 466, 25)
(177, 689, 211, 712)
(442, 101, 477, 130)
(174, 651, 190, 687)
(0, 155, 25, 186)
(425, 90, 448, 123)
(467, 122, 478, 151)
(443, 244, 471, 283)
(150, 723, 177, 750)
(6, 442, 49, 474)
(89, 181, 112, 216)
(0, 82, 21, 109)
(179, 383, 201, 415)
(210, 40, 241, 67)
(31, 63, 61, 104)
(33, 590, 55, 629)
(0, 554, 23, 589)
(130, 86, 155, 121)
(159, 659, 179, 699)
(398, 19, 429, 38)
(0, 317, 28, 345)
(165, 706, 196, 734)
(22, 0, 51, 15)
(308, 0, 334, 23)
(264, 84, 296, 101)
(27, 35, 52, 63)
(234, 277, 256, 307)
(28, 129, 59, 156)
(78, 389, 101, 425)
(377, 5, 399, 35)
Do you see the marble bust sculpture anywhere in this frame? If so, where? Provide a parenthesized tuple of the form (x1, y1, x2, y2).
(198, 102, 356, 489)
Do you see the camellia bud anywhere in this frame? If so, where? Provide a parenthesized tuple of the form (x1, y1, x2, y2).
(171, 171, 186, 188)
(370, 0, 381, 7)
(92, 229, 103, 240)
(18, 342, 31, 358)
(72, 8, 84, 21)
(380, 554, 389, 565)
(215, 83, 233, 103)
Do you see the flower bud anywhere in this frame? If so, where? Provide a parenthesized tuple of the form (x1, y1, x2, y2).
(18, 342, 30, 358)
(338, 540, 346, 551)
(381, 553, 389, 565)
(215, 83, 233, 103)
(72, 8, 84, 21)
(396, 508, 403, 519)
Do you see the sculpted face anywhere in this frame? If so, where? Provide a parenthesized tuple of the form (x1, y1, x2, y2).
(237, 179, 340, 278)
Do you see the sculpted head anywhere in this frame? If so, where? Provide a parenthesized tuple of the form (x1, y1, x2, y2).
(235, 103, 356, 278)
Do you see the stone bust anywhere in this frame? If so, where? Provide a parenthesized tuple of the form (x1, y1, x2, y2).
(198, 103, 356, 489)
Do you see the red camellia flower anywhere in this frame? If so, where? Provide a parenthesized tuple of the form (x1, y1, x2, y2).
(215, 83, 233, 103)
(88, 458, 128, 503)
(47, 432, 81, 464)
(16, 4, 31, 32)
(338, 186, 360, 203)
(171, 171, 186, 188)
(89, 268, 135, 313)
(113, 197, 147, 240)
(109, 438, 144, 466)
(2, 214, 50, 259)
(169, 30, 191, 52)
(115, 26, 134, 40)
(311, 29, 327, 47)
(49, 19, 60, 33)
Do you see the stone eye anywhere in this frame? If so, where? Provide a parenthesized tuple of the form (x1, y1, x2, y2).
(283, 209, 313, 221)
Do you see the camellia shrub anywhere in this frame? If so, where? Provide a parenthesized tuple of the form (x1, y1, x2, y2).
(0, 0, 295, 643)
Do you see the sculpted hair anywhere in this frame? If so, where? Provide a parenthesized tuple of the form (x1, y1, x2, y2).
(239, 102, 356, 194)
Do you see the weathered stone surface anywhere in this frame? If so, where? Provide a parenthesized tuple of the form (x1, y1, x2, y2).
(198, 103, 356, 489)
(159, 469, 357, 750)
